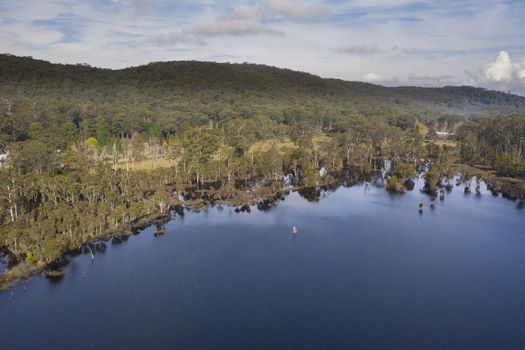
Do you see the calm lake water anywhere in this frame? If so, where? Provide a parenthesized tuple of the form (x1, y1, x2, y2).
(1, 178, 524, 349)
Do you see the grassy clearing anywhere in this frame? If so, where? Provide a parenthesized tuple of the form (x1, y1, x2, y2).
(452, 163, 495, 178)
(247, 135, 331, 154)
(312, 134, 331, 145)
(428, 139, 457, 148)
(113, 158, 173, 171)
(248, 138, 299, 155)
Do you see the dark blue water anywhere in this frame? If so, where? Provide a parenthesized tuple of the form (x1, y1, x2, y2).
(1, 179, 524, 349)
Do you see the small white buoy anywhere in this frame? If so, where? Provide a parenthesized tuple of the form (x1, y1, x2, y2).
(87, 245, 95, 261)
(292, 226, 298, 234)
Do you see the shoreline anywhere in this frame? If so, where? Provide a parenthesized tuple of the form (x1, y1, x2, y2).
(0, 212, 174, 292)
(0, 181, 298, 292)
(2, 168, 524, 293)
(453, 163, 525, 200)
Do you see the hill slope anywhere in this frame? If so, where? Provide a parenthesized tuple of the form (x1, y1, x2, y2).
(0, 53, 524, 148)
(1, 53, 524, 107)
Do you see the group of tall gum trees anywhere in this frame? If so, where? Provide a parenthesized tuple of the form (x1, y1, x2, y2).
(457, 114, 525, 177)
(0, 165, 178, 264)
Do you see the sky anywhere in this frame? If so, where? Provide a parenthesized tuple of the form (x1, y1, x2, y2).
(1, 0, 525, 94)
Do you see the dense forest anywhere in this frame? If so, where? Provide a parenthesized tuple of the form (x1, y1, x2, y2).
(456, 114, 525, 177)
(1, 53, 525, 288)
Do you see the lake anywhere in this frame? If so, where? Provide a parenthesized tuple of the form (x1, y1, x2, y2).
(1, 178, 524, 349)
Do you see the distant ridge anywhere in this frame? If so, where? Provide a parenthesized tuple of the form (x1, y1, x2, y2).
(1, 53, 524, 120)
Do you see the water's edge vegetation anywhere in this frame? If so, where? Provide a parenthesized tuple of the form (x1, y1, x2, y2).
(1, 166, 523, 292)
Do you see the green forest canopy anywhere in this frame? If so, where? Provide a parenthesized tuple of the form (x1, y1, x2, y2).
(1, 53, 525, 152)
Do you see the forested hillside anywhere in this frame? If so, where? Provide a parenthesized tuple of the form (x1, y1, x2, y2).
(1, 53, 524, 288)
(1, 53, 524, 151)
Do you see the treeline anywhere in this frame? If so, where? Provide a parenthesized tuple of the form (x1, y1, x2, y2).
(2, 53, 525, 152)
(0, 166, 177, 263)
(457, 114, 525, 177)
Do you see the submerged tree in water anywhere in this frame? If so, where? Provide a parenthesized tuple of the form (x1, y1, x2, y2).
(386, 175, 405, 193)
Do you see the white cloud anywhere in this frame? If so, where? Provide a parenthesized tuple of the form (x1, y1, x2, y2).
(408, 72, 452, 84)
(111, 0, 157, 16)
(484, 51, 513, 81)
(151, 31, 206, 46)
(519, 64, 525, 80)
(194, 20, 282, 37)
(229, 4, 265, 20)
(362, 72, 398, 84)
(465, 51, 525, 94)
(337, 44, 383, 55)
(266, 0, 331, 21)
(362, 72, 384, 82)
(193, 6, 283, 37)
(467, 51, 525, 84)
(187, 1, 328, 38)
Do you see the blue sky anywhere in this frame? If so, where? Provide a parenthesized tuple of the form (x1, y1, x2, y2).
(1, 0, 525, 94)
